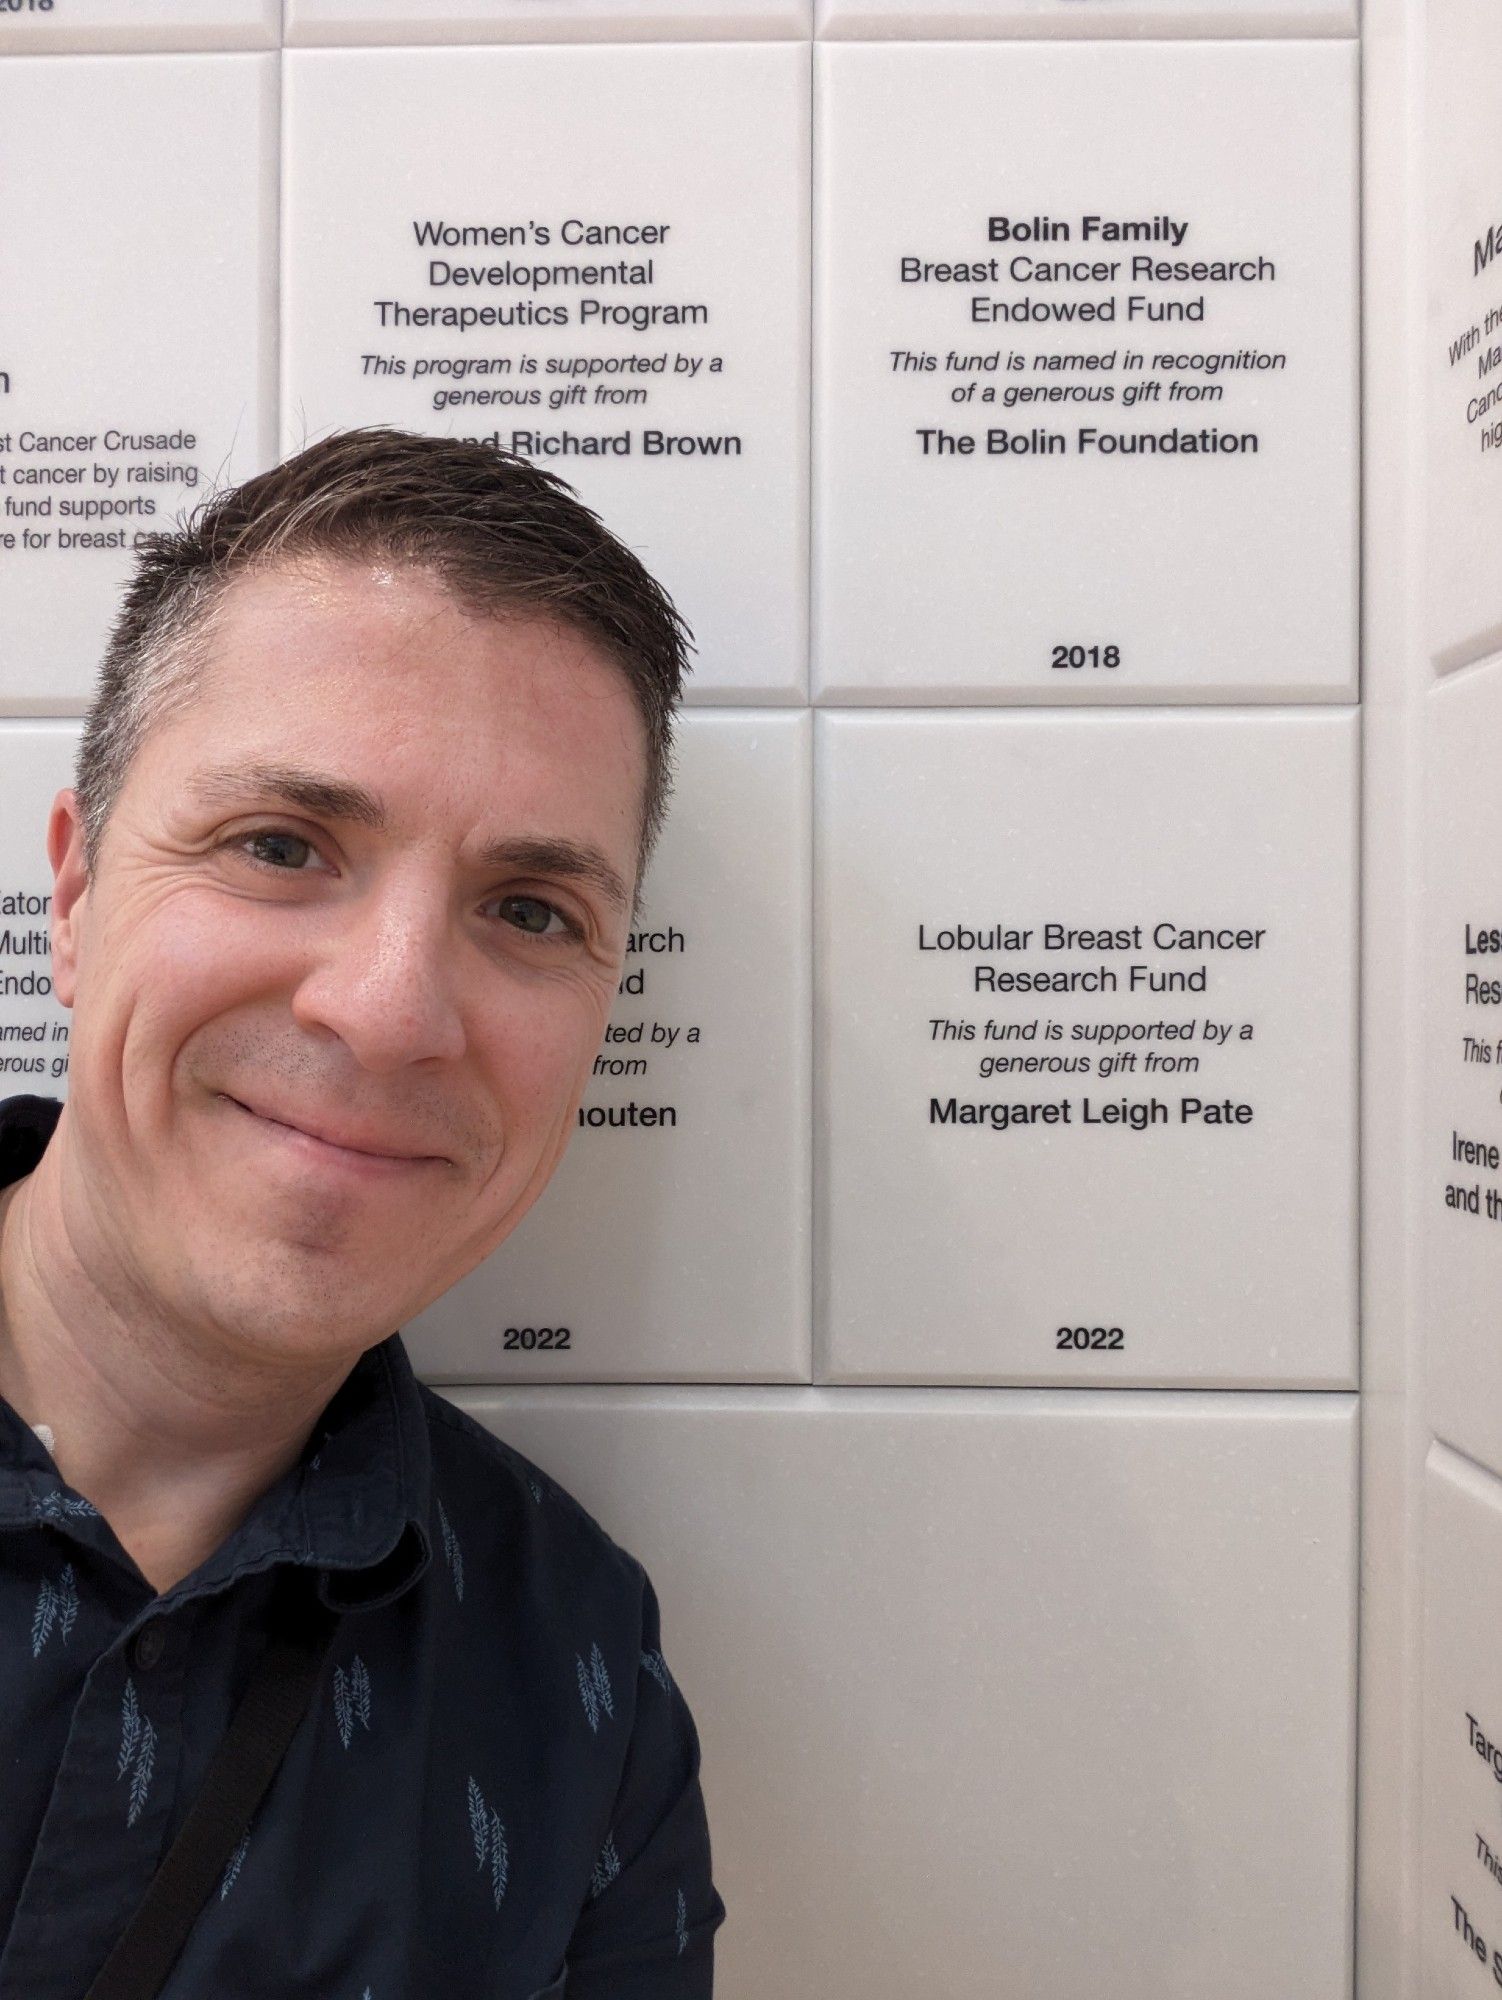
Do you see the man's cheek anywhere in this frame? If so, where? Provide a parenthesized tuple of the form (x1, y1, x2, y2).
(500, 1001, 610, 1109)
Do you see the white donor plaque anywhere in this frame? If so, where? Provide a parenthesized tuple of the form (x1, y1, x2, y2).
(0, 726, 79, 1101)
(0, 56, 275, 710)
(1427, 0, 1502, 672)
(817, 709, 1357, 1386)
(1424, 665, 1502, 1476)
(817, 0, 1353, 30)
(1421, 1445, 1502, 1997)
(0, 1, 278, 52)
(814, 42, 1357, 703)
(478, 1387, 1357, 2000)
(285, 0, 810, 41)
(404, 712, 811, 1385)
(283, 45, 809, 703)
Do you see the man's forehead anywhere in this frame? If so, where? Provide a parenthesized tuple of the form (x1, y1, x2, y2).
(176, 557, 645, 768)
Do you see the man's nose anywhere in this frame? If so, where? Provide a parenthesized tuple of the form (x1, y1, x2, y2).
(290, 879, 468, 1071)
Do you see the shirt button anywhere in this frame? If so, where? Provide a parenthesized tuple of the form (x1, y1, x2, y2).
(132, 1622, 167, 1671)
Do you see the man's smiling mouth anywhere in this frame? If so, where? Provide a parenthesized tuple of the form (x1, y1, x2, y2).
(219, 1092, 450, 1169)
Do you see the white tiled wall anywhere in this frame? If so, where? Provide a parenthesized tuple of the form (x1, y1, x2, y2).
(816, 707, 1357, 1386)
(0, 0, 278, 52)
(281, 41, 809, 702)
(1416, 7, 1502, 1991)
(814, 39, 1359, 703)
(817, 0, 1356, 31)
(471, 1385, 1358, 2000)
(1421, 1445, 1502, 1996)
(0, 725, 79, 1084)
(1423, 663, 1502, 1476)
(1424, 0, 1502, 674)
(284, 0, 814, 41)
(407, 711, 813, 1384)
(0, 53, 277, 709)
(0, 11, 1373, 1997)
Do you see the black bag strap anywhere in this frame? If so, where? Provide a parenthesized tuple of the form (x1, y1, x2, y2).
(84, 1568, 343, 2000)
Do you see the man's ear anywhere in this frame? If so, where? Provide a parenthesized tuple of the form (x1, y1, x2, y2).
(47, 788, 89, 1011)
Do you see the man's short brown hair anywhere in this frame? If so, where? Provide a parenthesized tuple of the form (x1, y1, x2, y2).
(75, 426, 693, 886)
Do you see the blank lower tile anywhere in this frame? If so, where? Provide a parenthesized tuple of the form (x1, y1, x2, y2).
(405, 713, 810, 1383)
(448, 1385, 1356, 2000)
(814, 42, 1357, 703)
(817, 710, 1356, 1386)
(1426, 0, 1502, 672)
(0, 0, 277, 50)
(0, 56, 276, 710)
(1421, 1444, 1502, 1995)
(286, 0, 810, 40)
(283, 45, 809, 702)
(816, 0, 1353, 32)
(1424, 664, 1502, 1473)
(0, 726, 79, 1097)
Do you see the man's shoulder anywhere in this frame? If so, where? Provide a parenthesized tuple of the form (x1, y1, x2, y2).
(415, 1381, 649, 1627)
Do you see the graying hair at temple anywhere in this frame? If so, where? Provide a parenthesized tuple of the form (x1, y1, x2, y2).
(73, 426, 693, 882)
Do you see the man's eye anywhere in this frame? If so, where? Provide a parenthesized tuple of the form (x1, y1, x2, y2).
(243, 831, 318, 870)
(496, 895, 571, 937)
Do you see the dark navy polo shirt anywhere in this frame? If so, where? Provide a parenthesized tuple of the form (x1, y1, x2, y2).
(0, 1096, 725, 1999)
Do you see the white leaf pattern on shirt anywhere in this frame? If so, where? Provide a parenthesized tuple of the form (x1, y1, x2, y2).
(589, 1829, 622, 1900)
(465, 1775, 509, 1910)
(220, 1827, 250, 1899)
(117, 1677, 141, 1776)
(116, 1680, 156, 1828)
(127, 1722, 156, 1828)
(30, 1563, 78, 1657)
(641, 1647, 674, 1697)
(333, 1655, 373, 1749)
(437, 1498, 464, 1603)
(576, 1641, 614, 1734)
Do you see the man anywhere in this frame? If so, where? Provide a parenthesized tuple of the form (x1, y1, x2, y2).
(0, 428, 726, 1998)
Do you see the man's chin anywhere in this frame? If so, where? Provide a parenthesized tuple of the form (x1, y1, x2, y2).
(174, 1233, 433, 1355)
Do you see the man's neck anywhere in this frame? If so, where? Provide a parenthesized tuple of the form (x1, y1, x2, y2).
(0, 1135, 352, 1597)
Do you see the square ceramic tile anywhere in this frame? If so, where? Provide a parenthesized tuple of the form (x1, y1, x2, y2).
(814, 41, 1357, 703)
(1421, 1444, 1502, 1996)
(1424, 664, 1502, 1473)
(0, 56, 276, 711)
(0, 0, 277, 49)
(283, 45, 809, 703)
(453, 1386, 1356, 2000)
(405, 712, 810, 1383)
(286, 0, 810, 40)
(817, 709, 1357, 1385)
(1426, 0, 1502, 673)
(0, 726, 81, 1097)
(816, 0, 1353, 32)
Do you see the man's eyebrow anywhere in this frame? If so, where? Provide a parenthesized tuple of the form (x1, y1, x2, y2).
(190, 763, 386, 829)
(190, 764, 632, 916)
(479, 837, 632, 917)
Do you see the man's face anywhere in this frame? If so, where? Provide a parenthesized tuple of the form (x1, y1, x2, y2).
(47, 558, 646, 1362)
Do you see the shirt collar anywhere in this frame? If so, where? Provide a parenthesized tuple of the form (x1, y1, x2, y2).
(0, 1094, 432, 1614)
(295, 1330, 433, 1613)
